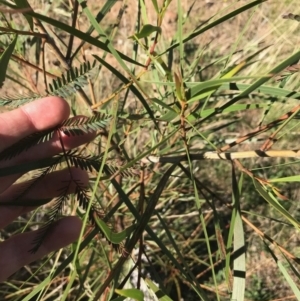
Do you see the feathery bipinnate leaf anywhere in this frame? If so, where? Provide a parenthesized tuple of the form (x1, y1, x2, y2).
(67, 151, 101, 172)
(0, 128, 56, 161)
(29, 177, 100, 253)
(4, 159, 63, 206)
(29, 185, 70, 253)
(74, 179, 100, 222)
(60, 113, 111, 136)
(0, 94, 41, 108)
(0, 60, 98, 109)
(67, 152, 139, 179)
(48, 61, 98, 98)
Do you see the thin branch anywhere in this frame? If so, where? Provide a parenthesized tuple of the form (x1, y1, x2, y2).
(66, 0, 79, 62)
(143, 149, 300, 164)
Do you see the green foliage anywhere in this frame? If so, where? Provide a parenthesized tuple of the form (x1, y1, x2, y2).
(245, 275, 272, 301)
(1, 0, 300, 300)
(0, 35, 17, 88)
(129, 24, 162, 40)
(48, 60, 97, 98)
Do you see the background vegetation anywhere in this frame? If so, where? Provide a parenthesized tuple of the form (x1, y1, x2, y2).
(1, 0, 300, 300)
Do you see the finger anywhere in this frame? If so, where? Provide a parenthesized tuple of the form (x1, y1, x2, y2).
(0, 216, 82, 282)
(0, 97, 70, 152)
(0, 117, 95, 169)
(0, 168, 89, 228)
(0, 117, 96, 193)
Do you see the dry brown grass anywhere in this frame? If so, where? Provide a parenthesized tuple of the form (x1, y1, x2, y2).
(6, 0, 300, 97)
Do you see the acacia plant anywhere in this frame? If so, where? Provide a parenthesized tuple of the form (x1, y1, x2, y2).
(1, 0, 300, 300)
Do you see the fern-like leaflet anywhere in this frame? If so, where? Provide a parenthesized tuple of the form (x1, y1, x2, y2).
(0, 128, 57, 161)
(1, 60, 98, 109)
(47, 60, 98, 98)
(60, 113, 110, 135)
(0, 94, 41, 108)
(30, 185, 71, 253)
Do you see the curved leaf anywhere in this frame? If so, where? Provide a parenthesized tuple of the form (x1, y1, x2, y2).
(0, 35, 17, 88)
(115, 289, 144, 301)
(130, 24, 161, 39)
(94, 214, 135, 245)
(48, 61, 97, 98)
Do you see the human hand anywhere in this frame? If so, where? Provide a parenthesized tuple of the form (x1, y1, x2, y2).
(0, 97, 93, 281)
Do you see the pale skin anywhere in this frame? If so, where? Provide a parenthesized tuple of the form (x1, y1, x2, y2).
(0, 97, 94, 281)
